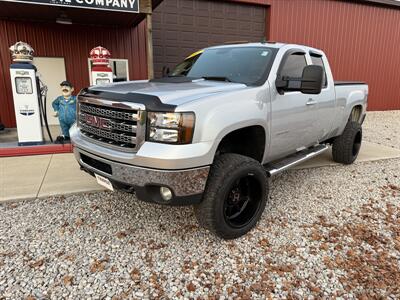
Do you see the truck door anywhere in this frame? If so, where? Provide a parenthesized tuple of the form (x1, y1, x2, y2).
(269, 50, 318, 159)
(309, 53, 336, 142)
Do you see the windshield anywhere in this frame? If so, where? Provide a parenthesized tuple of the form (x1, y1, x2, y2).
(170, 53, 202, 77)
(170, 47, 276, 86)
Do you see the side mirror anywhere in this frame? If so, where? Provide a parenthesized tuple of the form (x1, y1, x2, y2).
(162, 66, 170, 77)
(300, 65, 323, 94)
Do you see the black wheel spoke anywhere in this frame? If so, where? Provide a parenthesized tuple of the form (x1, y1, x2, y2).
(226, 198, 249, 220)
(225, 205, 236, 219)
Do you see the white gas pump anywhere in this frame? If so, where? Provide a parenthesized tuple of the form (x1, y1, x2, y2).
(89, 46, 114, 86)
(9, 41, 52, 145)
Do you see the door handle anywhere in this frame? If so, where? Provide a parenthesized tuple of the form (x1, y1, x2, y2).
(306, 98, 317, 106)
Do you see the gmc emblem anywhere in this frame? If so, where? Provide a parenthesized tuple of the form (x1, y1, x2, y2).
(84, 114, 110, 130)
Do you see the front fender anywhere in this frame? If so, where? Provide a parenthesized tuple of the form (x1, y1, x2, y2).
(179, 86, 270, 142)
(184, 87, 270, 162)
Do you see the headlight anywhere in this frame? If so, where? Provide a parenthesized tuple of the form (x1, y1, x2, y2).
(147, 112, 195, 144)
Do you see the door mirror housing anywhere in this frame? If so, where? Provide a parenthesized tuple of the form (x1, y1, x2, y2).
(276, 65, 324, 95)
(300, 65, 324, 94)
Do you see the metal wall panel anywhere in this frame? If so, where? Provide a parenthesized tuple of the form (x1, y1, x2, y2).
(0, 19, 148, 128)
(268, 0, 400, 110)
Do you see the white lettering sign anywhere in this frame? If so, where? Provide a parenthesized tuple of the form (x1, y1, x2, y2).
(7, 0, 139, 12)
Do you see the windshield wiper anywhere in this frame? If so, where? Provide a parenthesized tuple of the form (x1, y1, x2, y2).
(202, 76, 232, 83)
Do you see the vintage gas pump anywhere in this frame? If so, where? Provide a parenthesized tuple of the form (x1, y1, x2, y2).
(9, 41, 44, 145)
(89, 46, 113, 85)
(9, 41, 52, 145)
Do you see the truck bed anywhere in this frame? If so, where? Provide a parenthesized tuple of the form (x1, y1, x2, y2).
(332, 81, 368, 136)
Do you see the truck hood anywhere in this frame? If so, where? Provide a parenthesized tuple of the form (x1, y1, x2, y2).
(87, 79, 247, 106)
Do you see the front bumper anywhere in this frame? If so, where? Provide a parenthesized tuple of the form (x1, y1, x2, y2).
(70, 124, 216, 170)
(74, 147, 210, 205)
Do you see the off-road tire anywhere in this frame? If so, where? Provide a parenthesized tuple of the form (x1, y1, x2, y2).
(332, 121, 362, 164)
(194, 153, 269, 239)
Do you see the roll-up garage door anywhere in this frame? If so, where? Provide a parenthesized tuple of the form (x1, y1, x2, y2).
(152, 0, 267, 77)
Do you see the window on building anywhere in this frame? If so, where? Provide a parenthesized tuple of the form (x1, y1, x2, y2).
(88, 58, 129, 84)
(310, 54, 327, 88)
(110, 60, 129, 82)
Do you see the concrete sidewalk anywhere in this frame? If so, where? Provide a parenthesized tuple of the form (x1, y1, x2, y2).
(0, 153, 103, 202)
(1, 141, 400, 203)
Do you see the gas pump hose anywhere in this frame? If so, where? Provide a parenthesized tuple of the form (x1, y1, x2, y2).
(38, 78, 53, 143)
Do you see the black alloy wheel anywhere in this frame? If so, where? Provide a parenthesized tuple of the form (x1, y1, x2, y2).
(194, 153, 269, 239)
(223, 175, 262, 228)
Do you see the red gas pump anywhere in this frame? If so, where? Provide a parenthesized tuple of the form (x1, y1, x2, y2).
(89, 46, 113, 86)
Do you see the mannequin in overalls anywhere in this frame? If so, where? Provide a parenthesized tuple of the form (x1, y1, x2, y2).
(52, 81, 77, 144)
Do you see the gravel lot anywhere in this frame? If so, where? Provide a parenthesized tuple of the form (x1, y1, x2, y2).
(1, 111, 399, 299)
(363, 110, 400, 149)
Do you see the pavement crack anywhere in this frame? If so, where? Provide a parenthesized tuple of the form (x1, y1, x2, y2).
(36, 154, 53, 199)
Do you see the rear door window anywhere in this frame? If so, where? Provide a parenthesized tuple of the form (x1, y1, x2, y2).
(310, 54, 328, 87)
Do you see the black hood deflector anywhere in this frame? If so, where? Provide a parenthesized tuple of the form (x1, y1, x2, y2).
(79, 87, 177, 112)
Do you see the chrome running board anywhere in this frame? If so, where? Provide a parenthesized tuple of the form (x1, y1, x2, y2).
(264, 144, 329, 176)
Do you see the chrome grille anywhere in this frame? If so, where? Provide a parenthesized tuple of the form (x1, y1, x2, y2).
(77, 97, 145, 152)
(80, 103, 138, 122)
(80, 123, 137, 145)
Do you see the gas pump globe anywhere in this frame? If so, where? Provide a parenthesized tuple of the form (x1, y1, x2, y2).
(89, 46, 113, 85)
(9, 41, 44, 145)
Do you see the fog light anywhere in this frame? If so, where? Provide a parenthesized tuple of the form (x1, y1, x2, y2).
(160, 187, 173, 201)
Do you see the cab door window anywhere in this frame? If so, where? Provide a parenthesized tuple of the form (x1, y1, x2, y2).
(280, 53, 307, 78)
(279, 52, 307, 90)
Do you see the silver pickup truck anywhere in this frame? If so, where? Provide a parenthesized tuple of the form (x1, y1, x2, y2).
(70, 42, 368, 239)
